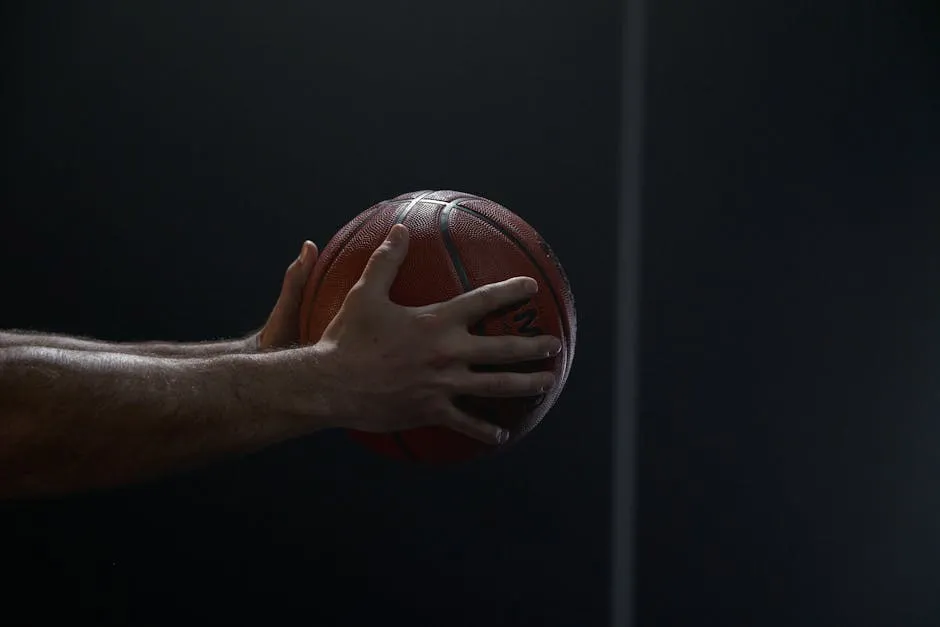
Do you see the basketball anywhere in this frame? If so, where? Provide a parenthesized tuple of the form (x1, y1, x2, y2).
(299, 190, 577, 463)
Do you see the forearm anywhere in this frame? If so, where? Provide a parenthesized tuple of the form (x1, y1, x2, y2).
(0, 346, 329, 499)
(0, 329, 259, 357)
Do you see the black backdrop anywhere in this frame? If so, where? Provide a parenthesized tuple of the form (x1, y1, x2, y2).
(3, 1, 940, 626)
(1, 2, 617, 626)
(638, 2, 939, 625)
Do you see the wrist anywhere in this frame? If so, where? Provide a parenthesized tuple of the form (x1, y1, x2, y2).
(240, 346, 343, 433)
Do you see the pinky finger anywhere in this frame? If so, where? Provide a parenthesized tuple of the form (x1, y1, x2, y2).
(439, 406, 509, 446)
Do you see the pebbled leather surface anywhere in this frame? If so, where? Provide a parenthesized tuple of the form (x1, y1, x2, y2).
(299, 190, 577, 463)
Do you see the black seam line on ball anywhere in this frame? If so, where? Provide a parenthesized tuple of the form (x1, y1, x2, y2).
(453, 203, 571, 377)
(440, 198, 485, 337)
(439, 199, 476, 292)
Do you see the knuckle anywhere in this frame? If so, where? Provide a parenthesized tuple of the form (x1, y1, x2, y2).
(373, 240, 394, 255)
(500, 372, 549, 395)
(437, 369, 465, 393)
(284, 262, 304, 282)
(496, 337, 525, 359)
(366, 248, 390, 267)
(500, 336, 540, 359)
(474, 285, 501, 311)
(427, 343, 459, 369)
(414, 312, 444, 332)
(345, 283, 369, 302)
(490, 373, 514, 393)
(517, 335, 542, 352)
(372, 241, 400, 260)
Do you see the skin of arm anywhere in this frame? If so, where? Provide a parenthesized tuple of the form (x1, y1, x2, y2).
(0, 329, 260, 357)
(0, 241, 322, 498)
(0, 231, 559, 500)
(0, 345, 331, 499)
(0, 330, 260, 358)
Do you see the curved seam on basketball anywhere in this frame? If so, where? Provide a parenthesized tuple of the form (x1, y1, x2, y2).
(393, 190, 437, 224)
(439, 199, 476, 293)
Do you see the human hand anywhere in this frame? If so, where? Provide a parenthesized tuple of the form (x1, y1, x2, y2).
(253, 241, 319, 351)
(310, 224, 561, 445)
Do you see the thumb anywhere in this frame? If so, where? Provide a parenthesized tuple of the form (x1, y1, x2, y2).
(299, 240, 319, 267)
(357, 224, 409, 296)
(280, 241, 319, 302)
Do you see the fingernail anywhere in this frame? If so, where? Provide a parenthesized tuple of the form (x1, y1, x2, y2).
(524, 279, 538, 294)
(387, 225, 403, 244)
(300, 245, 308, 264)
(496, 429, 510, 445)
(546, 339, 562, 356)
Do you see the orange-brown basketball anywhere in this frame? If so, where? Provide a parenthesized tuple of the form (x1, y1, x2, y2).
(299, 190, 577, 463)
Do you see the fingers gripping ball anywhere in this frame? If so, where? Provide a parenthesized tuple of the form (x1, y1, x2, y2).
(299, 190, 577, 463)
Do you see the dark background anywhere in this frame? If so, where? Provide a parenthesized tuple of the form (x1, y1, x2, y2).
(638, 1, 939, 626)
(2, 1, 938, 626)
(1, 1, 616, 626)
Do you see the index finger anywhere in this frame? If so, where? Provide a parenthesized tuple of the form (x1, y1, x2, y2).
(356, 225, 410, 297)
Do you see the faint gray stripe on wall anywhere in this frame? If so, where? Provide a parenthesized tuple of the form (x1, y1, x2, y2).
(613, 0, 646, 623)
